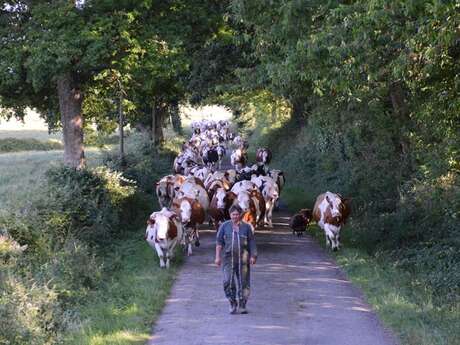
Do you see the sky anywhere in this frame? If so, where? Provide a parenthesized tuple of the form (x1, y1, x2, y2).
(0, 110, 47, 131)
(0, 105, 232, 131)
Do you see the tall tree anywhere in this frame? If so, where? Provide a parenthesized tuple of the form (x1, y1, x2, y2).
(0, 1, 142, 167)
(0, 0, 227, 167)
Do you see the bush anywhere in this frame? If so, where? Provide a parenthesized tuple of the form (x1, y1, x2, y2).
(238, 90, 460, 307)
(0, 274, 66, 345)
(84, 129, 123, 148)
(43, 166, 138, 245)
(376, 174, 460, 302)
(0, 138, 62, 153)
(0, 131, 178, 345)
(0, 230, 71, 345)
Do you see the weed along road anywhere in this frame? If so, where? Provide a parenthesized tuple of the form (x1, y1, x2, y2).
(147, 210, 398, 345)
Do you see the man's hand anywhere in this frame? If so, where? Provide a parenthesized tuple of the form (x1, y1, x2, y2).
(215, 257, 222, 266)
(250, 256, 257, 265)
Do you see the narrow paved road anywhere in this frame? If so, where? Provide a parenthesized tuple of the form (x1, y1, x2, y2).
(147, 211, 398, 345)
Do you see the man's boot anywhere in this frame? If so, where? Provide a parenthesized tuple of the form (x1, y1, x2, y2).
(239, 299, 248, 314)
(229, 300, 237, 314)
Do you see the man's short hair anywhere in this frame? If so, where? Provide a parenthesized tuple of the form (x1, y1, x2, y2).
(229, 204, 243, 214)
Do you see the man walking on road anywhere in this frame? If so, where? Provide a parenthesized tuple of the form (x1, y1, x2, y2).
(215, 205, 257, 314)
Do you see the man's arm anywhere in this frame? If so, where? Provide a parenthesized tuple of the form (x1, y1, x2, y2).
(247, 225, 257, 264)
(215, 223, 225, 266)
(215, 245, 222, 266)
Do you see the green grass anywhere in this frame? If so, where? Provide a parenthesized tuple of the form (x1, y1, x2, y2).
(64, 238, 181, 345)
(282, 184, 459, 345)
(0, 148, 107, 209)
(0, 129, 62, 142)
(299, 220, 459, 345)
(0, 145, 180, 345)
(0, 137, 63, 152)
(331, 247, 459, 345)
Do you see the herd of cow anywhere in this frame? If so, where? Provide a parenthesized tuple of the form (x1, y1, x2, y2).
(145, 119, 351, 268)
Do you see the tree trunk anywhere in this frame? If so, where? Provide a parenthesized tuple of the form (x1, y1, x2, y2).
(170, 99, 182, 134)
(152, 100, 164, 146)
(57, 73, 85, 169)
(389, 81, 411, 157)
(389, 81, 409, 119)
(151, 102, 155, 141)
(118, 93, 125, 167)
(290, 97, 307, 126)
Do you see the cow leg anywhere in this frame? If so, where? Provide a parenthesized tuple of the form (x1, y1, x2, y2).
(265, 201, 274, 227)
(194, 227, 200, 247)
(165, 252, 170, 268)
(325, 224, 340, 251)
(165, 247, 171, 268)
(155, 243, 165, 268)
(184, 228, 193, 256)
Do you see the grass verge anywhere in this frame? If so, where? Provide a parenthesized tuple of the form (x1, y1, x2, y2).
(333, 247, 459, 345)
(0, 137, 63, 152)
(282, 187, 459, 345)
(0, 148, 107, 208)
(64, 237, 182, 345)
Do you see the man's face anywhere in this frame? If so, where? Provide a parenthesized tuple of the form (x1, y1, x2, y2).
(230, 210, 241, 223)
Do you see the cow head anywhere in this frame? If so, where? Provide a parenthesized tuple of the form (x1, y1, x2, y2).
(237, 192, 252, 212)
(156, 179, 174, 208)
(214, 188, 227, 209)
(325, 193, 344, 223)
(145, 216, 155, 240)
(323, 193, 351, 250)
(149, 214, 170, 242)
(178, 199, 192, 225)
(262, 183, 279, 204)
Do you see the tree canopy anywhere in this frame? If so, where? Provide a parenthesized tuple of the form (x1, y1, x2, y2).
(0, 0, 226, 167)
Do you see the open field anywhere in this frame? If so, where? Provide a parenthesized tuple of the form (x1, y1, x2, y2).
(0, 148, 107, 209)
(0, 130, 62, 142)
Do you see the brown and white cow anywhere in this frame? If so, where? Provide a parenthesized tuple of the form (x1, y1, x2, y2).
(236, 189, 265, 230)
(205, 170, 237, 189)
(206, 178, 232, 201)
(156, 174, 185, 208)
(256, 147, 272, 166)
(268, 169, 285, 193)
(312, 192, 351, 251)
(177, 178, 209, 211)
(231, 180, 258, 195)
(251, 175, 279, 227)
(171, 197, 206, 256)
(145, 208, 183, 268)
(230, 148, 247, 171)
(188, 166, 211, 183)
(208, 189, 238, 230)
